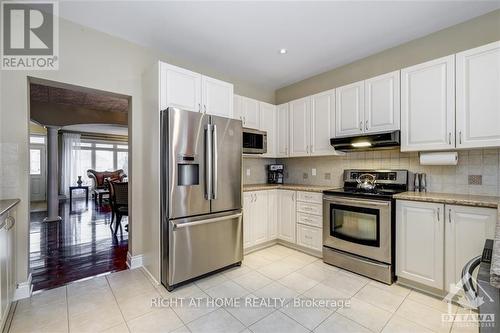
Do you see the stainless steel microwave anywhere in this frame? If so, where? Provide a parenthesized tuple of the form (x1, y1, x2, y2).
(243, 128, 267, 154)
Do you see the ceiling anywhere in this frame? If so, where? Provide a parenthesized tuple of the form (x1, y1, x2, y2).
(62, 124, 128, 136)
(59, 1, 500, 90)
(30, 84, 129, 113)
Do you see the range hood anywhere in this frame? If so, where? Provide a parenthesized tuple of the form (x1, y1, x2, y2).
(330, 130, 400, 152)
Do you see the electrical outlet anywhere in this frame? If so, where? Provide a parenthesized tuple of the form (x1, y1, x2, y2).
(324, 172, 331, 180)
(312, 168, 317, 176)
(246, 169, 251, 177)
(468, 175, 482, 185)
(303, 172, 308, 179)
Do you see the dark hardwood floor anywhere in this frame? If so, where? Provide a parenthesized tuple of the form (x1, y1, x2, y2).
(29, 198, 128, 291)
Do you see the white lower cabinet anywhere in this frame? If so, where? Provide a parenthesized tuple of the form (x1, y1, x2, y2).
(243, 191, 269, 249)
(278, 190, 296, 243)
(0, 209, 16, 331)
(445, 205, 496, 290)
(296, 224, 322, 251)
(396, 200, 497, 291)
(267, 190, 278, 239)
(295, 191, 323, 251)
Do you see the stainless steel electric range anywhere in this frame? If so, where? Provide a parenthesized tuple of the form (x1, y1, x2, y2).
(323, 169, 409, 284)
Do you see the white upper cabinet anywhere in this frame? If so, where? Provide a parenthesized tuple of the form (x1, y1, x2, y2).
(233, 95, 243, 121)
(456, 41, 500, 149)
(160, 62, 233, 117)
(310, 90, 336, 156)
(241, 97, 260, 129)
(276, 103, 289, 157)
(201, 76, 233, 118)
(289, 97, 312, 156)
(160, 62, 202, 112)
(335, 81, 364, 137)
(445, 205, 496, 291)
(364, 71, 401, 134)
(401, 55, 455, 152)
(260, 102, 276, 157)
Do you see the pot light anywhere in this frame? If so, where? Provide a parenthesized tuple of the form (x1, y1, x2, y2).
(279, 48, 288, 54)
(351, 141, 372, 148)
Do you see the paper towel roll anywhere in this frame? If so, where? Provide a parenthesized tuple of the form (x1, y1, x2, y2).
(419, 152, 458, 165)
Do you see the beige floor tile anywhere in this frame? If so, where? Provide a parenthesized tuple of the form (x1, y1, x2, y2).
(314, 312, 371, 333)
(194, 273, 228, 290)
(67, 276, 110, 298)
(280, 297, 336, 330)
(69, 299, 125, 333)
(368, 281, 412, 298)
(187, 308, 245, 333)
(396, 298, 453, 333)
(127, 307, 184, 333)
(257, 261, 299, 280)
(249, 310, 309, 333)
(101, 322, 131, 333)
(115, 287, 161, 321)
(407, 290, 458, 313)
(17, 286, 67, 311)
(355, 284, 406, 313)
(451, 308, 480, 333)
(278, 256, 311, 270)
(278, 271, 319, 293)
(253, 282, 298, 306)
(171, 325, 191, 333)
(224, 294, 276, 326)
(287, 251, 318, 265)
(170, 289, 219, 324)
(232, 270, 273, 292)
(205, 280, 249, 299)
(302, 282, 351, 302)
(296, 261, 337, 283)
(112, 279, 159, 303)
(156, 282, 201, 299)
(223, 265, 253, 280)
(264, 245, 298, 257)
(322, 270, 368, 297)
(243, 255, 273, 269)
(382, 315, 434, 333)
(10, 299, 68, 333)
(337, 297, 392, 332)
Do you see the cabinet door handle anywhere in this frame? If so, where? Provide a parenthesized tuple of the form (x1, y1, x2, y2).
(459, 131, 462, 144)
(365, 120, 368, 131)
(204, 105, 207, 114)
(448, 132, 451, 145)
(448, 209, 452, 224)
(359, 121, 363, 131)
(437, 208, 440, 221)
(198, 103, 201, 113)
(292, 193, 294, 201)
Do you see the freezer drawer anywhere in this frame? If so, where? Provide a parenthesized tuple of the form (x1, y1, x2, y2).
(168, 210, 243, 287)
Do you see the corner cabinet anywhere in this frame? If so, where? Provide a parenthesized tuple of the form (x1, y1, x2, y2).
(456, 41, 500, 149)
(396, 200, 497, 292)
(278, 190, 296, 243)
(160, 62, 233, 118)
(243, 191, 269, 249)
(396, 200, 444, 289)
(289, 97, 311, 157)
(400, 56, 455, 152)
(276, 103, 290, 157)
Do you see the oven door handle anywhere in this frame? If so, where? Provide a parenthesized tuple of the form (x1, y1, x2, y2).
(323, 196, 390, 207)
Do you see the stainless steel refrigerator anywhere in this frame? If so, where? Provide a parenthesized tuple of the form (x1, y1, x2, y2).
(160, 107, 243, 291)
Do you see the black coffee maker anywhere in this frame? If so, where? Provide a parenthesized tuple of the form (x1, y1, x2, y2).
(267, 164, 284, 184)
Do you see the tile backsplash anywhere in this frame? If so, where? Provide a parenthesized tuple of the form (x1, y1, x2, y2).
(277, 148, 500, 196)
(242, 157, 276, 184)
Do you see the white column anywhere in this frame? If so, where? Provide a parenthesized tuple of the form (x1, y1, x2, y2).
(43, 126, 62, 222)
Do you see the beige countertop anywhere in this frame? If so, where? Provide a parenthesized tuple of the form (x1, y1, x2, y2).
(393, 191, 499, 209)
(243, 183, 334, 193)
(0, 199, 20, 217)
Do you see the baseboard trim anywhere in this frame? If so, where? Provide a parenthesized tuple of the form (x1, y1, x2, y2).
(14, 274, 33, 301)
(141, 266, 160, 285)
(126, 252, 144, 269)
(244, 240, 278, 255)
(276, 240, 323, 258)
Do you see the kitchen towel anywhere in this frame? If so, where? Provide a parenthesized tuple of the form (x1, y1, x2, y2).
(419, 152, 458, 166)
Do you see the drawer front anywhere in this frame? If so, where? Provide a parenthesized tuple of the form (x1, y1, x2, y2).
(297, 191, 322, 204)
(296, 224, 322, 251)
(297, 202, 322, 216)
(297, 212, 322, 228)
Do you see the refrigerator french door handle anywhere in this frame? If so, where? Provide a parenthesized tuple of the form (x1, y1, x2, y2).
(212, 124, 218, 200)
(205, 124, 213, 200)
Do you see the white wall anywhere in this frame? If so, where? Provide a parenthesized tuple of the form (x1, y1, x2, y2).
(0, 18, 272, 286)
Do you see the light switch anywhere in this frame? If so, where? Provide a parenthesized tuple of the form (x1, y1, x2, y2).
(246, 168, 251, 176)
(312, 168, 317, 176)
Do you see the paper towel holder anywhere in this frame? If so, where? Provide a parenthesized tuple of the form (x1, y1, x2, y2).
(419, 152, 458, 166)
